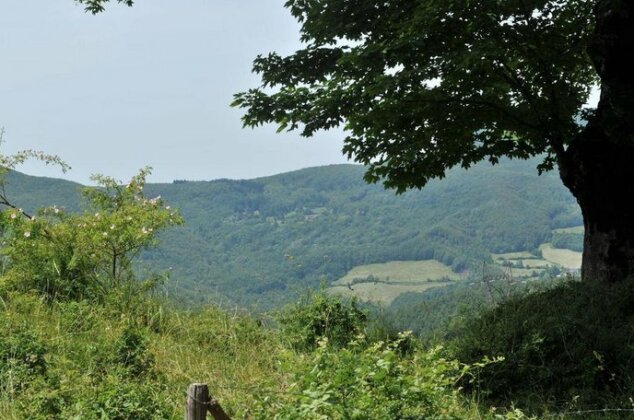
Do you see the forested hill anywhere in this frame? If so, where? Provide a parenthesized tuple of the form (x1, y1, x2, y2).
(4, 158, 581, 309)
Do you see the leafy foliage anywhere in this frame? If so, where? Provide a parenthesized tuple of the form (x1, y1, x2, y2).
(234, 0, 596, 191)
(0, 292, 281, 419)
(277, 289, 367, 351)
(114, 326, 156, 377)
(0, 287, 535, 419)
(0, 324, 48, 397)
(85, 378, 171, 420)
(254, 333, 515, 419)
(74, 0, 134, 14)
(0, 168, 183, 302)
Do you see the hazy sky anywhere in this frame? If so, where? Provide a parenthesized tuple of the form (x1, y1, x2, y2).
(0, 1, 349, 184)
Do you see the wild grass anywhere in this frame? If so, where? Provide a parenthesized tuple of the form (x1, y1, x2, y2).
(0, 288, 535, 419)
(451, 278, 634, 418)
(0, 292, 290, 418)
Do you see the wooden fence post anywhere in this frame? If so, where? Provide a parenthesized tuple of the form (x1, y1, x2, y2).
(185, 383, 232, 420)
(186, 383, 209, 420)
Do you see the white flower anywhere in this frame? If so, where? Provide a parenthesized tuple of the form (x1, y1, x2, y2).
(23, 231, 31, 238)
(10, 213, 17, 219)
(110, 224, 115, 230)
(102, 232, 108, 237)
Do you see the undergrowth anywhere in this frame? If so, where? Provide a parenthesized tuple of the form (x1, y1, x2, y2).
(0, 292, 286, 419)
(0, 289, 535, 419)
(451, 278, 634, 417)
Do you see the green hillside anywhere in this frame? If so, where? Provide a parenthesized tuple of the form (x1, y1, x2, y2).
(4, 171, 82, 213)
(3, 158, 582, 309)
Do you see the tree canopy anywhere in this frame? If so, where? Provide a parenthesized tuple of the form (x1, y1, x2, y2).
(233, 0, 598, 192)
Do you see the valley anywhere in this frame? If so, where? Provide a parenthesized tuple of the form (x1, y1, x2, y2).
(4, 157, 583, 309)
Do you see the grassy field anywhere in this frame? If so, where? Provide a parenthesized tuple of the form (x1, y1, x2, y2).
(492, 238, 583, 278)
(0, 293, 290, 419)
(329, 260, 459, 305)
(329, 281, 451, 305)
(491, 252, 552, 279)
(540, 243, 582, 269)
(553, 226, 584, 234)
(333, 260, 460, 285)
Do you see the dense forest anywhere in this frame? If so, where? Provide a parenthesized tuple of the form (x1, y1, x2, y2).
(4, 157, 582, 310)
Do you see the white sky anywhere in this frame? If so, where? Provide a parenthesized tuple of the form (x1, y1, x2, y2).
(0, 1, 349, 184)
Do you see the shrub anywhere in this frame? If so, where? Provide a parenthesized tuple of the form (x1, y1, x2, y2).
(0, 325, 48, 396)
(78, 377, 172, 420)
(255, 333, 506, 419)
(0, 167, 182, 302)
(277, 289, 367, 351)
(451, 279, 634, 410)
(114, 326, 155, 377)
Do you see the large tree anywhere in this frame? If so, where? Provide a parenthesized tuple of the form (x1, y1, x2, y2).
(232, 0, 634, 284)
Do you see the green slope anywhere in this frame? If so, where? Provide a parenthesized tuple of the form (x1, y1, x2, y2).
(4, 170, 82, 213)
(2, 158, 581, 309)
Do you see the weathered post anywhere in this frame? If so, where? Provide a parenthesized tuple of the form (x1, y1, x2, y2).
(185, 383, 209, 420)
(185, 383, 232, 420)
(208, 400, 232, 420)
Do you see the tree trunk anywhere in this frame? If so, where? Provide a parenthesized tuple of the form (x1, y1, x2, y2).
(557, 0, 634, 284)
(560, 139, 634, 284)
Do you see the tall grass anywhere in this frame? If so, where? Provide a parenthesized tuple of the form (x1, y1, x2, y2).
(451, 278, 634, 416)
(0, 291, 289, 418)
(0, 288, 533, 419)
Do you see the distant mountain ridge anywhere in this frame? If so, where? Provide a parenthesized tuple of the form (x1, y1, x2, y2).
(3, 159, 581, 309)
